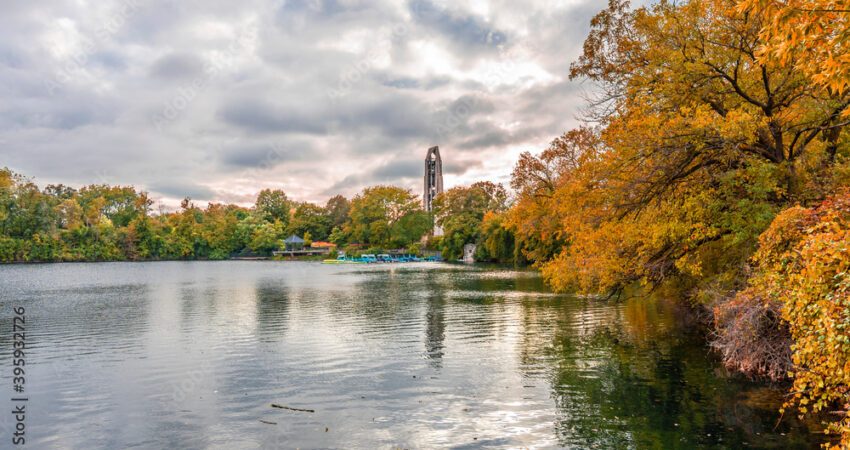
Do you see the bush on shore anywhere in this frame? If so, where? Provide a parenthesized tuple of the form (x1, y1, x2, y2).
(714, 192, 850, 446)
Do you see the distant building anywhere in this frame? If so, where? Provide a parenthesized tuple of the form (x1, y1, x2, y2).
(283, 235, 305, 251)
(273, 235, 331, 257)
(463, 243, 477, 263)
(424, 146, 444, 236)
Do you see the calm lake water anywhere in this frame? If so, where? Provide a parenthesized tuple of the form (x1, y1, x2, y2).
(0, 261, 821, 449)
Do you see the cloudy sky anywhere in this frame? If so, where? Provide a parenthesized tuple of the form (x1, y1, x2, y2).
(0, 0, 635, 208)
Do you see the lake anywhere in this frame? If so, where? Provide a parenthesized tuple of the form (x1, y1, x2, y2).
(0, 261, 820, 448)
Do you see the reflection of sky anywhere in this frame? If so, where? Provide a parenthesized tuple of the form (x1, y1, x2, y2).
(0, 261, 822, 448)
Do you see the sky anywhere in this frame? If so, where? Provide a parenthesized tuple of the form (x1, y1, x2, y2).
(0, 0, 632, 209)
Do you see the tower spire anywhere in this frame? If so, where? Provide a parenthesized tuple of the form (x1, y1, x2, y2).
(423, 146, 444, 236)
(423, 146, 443, 212)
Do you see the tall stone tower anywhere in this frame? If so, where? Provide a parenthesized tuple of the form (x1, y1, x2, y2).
(423, 146, 443, 212)
(424, 146, 444, 236)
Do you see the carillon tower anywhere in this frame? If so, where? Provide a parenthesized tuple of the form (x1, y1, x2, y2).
(423, 146, 443, 212)
(424, 146, 444, 236)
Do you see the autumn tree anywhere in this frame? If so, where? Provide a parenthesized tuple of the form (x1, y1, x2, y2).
(525, 0, 850, 295)
(574, 0, 848, 197)
(516, 0, 850, 442)
(433, 181, 509, 260)
(712, 192, 850, 447)
(506, 127, 602, 264)
(346, 185, 429, 248)
(740, 0, 850, 95)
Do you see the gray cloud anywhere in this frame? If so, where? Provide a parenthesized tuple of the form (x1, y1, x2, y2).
(148, 181, 216, 201)
(376, 75, 452, 90)
(219, 140, 312, 168)
(409, 0, 508, 50)
(458, 128, 510, 150)
(323, 173, 367, 197)
(372, 158, 422, 179)
(0, 0, 628, 206)
(443, 159, 484, 176)
(279, 0, 351, 16)
(149, 52, 206, 80)
(218, 98, 328, 134)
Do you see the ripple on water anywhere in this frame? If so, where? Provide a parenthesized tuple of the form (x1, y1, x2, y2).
(0, 261, 824, 449)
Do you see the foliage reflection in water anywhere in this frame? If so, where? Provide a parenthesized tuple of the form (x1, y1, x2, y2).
(0, 261, 821, 448)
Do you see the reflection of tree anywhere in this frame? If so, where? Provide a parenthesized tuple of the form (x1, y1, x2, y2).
(531, 295, 823, 448)
(619, 296, 697, 347)
(330, 269, 412, 331)
(424, 291, 445, 368)
(254, 279, 291, 341)
(414, 265, 448, 367)
(516, 297, 570, 377)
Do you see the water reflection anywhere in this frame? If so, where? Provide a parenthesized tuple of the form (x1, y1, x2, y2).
(424, 291, 446, 367)
(545, 296, 818, 449)
(255, 281, 291, 340)
(0, 261, 822, 449)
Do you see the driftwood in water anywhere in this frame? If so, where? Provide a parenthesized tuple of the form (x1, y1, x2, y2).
(271, 403, 315, 413)
(259, 419, 278, 425)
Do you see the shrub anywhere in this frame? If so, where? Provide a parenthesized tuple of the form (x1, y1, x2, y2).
(717, 191, 850, 447)
(712, 288, 792, 381)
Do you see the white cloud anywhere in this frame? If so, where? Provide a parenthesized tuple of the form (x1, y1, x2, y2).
(0, 0, 625, 207)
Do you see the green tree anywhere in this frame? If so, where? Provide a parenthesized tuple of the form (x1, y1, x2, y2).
(288, 202, 332, 241)
(347, 185, 426, 247)
(328, 226, 347, 246)
(200, 203, 248, 259)
(77, 185, 150, 228)
(476, 211, 517, 263)
(390, 210, 431, 248)
(324, 194, 351, 228)
(433, 182, 509, 260)
(255, 189, 291, 225)
(249, 220, 285, 255)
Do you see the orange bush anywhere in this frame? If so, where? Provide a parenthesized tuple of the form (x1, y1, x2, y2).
(731, 192, 850, 448)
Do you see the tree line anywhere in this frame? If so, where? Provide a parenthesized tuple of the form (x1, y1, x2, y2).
(0, 170, 390, 261)
(0, 168, 519, 262)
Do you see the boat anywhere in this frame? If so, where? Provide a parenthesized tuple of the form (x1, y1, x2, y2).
(322, 255, 366, 264)
(322, 253, 437, 264)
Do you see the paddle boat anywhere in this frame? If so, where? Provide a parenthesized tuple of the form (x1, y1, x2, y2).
(360, 254, 378, 263)
(322, 255, 366, 264)
(322, 253, 435, 264)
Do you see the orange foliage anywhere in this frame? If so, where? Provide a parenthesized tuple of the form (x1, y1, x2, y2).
(739, 0, 850, 96)
(510, 0, 849, 293)
(725, 192, 850, 447)
(510, 2, 850, 441)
